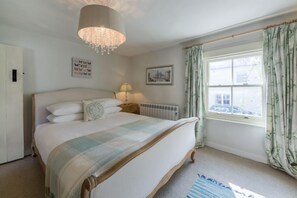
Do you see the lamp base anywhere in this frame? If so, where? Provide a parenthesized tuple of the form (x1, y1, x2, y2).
(124, 92, 128, 104)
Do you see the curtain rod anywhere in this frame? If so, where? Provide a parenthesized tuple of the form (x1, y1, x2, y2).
(183, 18, 297, 50)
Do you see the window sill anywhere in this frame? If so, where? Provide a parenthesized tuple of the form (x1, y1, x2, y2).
(206, 115, 266, 128)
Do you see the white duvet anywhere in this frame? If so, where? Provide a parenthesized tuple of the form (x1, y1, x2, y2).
(34, 112, 174, 165)
(35, 112, 196, 198)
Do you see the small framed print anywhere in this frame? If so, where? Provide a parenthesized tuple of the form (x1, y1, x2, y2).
(72, 57, 92, 78)
(146, 65, 173, 85)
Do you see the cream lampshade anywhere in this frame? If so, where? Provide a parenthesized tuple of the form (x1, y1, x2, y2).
(119, 83, 133, 103)
(77, 4, 126, 55)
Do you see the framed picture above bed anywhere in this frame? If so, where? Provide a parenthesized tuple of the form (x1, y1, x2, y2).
(146, 65, 173, 85)
(72, 57, 92, 78)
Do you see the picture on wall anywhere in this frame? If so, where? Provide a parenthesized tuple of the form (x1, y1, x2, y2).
(72, 57, 92, 78)
(146, 65, 173, 85)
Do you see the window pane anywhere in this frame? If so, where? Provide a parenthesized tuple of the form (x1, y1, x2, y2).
(215, 94, 222, 104)
(208, 87, 232, 113)
(223, 94, 230, 105)
(233, 55, 263, 85)
(209, 60, 232, 85)
(233, 87, 262, 116)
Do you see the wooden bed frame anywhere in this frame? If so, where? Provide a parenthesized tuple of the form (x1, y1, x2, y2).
(31, 88, 197, 198)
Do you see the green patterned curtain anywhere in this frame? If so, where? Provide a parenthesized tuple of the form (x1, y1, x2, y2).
(263, 22, 297, 178)
(185, 45, 205, 148)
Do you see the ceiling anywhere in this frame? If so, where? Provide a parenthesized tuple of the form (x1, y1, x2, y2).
(1, 0, 297, 56)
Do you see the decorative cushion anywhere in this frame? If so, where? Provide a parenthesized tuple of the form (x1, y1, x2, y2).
(83, 100, 105, 121)
(46, 101, 82, 116)
(47, 113, 83, 123)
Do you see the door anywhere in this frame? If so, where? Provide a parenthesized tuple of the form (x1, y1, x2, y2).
(6, 45, 24, 162)
(0, 44, 7, 163)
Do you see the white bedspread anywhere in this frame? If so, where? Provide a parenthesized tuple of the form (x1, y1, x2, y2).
(34, 112, 174, 164)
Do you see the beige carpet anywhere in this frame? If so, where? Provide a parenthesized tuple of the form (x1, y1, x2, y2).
(0, 147, 296, 198)
(155, 147, 297, 198)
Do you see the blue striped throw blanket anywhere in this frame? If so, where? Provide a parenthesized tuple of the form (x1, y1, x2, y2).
(45, 117, 176, 198)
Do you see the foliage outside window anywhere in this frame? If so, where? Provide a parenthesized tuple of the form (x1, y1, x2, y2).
(206, 51, 264, 125)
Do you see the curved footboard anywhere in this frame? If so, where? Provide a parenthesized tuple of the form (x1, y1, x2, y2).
(81, 117, 198, 198)
(147, 148, 196, 198)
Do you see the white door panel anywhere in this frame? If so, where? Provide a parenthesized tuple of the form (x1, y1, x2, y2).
(0, 44, 7, 164)
(0, 43, 23, 164)
(6, 45, 23, 161)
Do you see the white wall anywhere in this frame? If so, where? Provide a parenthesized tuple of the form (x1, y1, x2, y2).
(131, 44, 186, 115)
(131, 43, 267, 163)
(0, 25, 132, 155)
(131, 12, 297, 163)
(206, 119, 266, 162)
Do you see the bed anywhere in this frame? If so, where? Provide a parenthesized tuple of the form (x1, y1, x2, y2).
(31, 88, 198, 198)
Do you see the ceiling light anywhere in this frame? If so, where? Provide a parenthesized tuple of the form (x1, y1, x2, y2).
(78, 4, 126, 55)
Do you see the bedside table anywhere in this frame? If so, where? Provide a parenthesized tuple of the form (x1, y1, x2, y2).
(119, 103, 139, 114)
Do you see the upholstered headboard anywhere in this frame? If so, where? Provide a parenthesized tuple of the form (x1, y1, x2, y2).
(32, 88, 116, 131)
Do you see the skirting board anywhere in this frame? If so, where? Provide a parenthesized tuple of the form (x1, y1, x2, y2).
(206, 141, 267, 164)
(25, 148, 32, 156)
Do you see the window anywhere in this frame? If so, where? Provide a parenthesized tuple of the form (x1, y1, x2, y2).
(206, 51, 264, 124)
(223, 94, 230, 105)
(214, 94, 230, 105)
(215, 94, 222, 105)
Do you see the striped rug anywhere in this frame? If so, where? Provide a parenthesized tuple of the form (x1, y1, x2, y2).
(187, 174, 255, 198)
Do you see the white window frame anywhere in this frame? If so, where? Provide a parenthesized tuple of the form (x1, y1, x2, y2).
(205, 50, 266, 127)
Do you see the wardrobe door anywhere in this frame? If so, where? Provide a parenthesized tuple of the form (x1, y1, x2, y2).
(0, 44, 7, 164)
(6, 45, 24, 162)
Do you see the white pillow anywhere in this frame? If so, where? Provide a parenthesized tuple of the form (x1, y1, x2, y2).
(83, 100, 105, 121)
(46, 101, 82, 116)
(47, 113, 83, 123)
(104, 106, 122, 114)
(94, 98, 123, 108)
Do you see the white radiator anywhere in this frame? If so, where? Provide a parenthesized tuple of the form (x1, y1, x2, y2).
(139, 103, 179, 121)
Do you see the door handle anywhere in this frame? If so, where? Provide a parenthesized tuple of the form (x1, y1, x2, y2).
(12, 69, 17, 82)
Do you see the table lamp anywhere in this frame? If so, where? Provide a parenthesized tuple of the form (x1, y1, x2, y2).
(119, 82, 133, 104)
